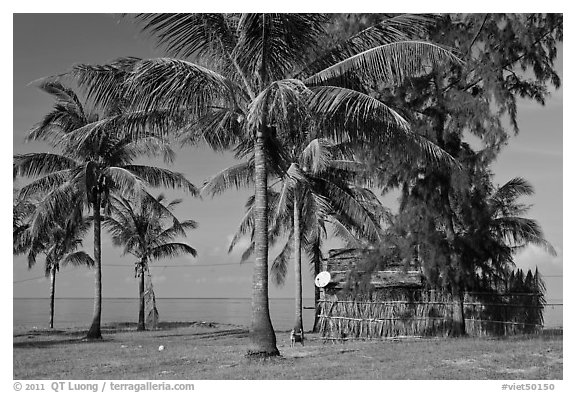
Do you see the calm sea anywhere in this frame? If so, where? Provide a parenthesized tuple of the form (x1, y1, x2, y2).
(13, 298, 317, 331)
(13, 297, 562, 331)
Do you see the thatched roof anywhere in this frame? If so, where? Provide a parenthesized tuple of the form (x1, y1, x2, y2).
(324, 248, 422, 289)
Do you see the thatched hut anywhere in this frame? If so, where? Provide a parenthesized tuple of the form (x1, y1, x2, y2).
(317, 248, 545, 339)
(319, 248, 422, 296)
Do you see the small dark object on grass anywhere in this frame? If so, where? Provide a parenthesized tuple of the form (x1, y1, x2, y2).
(290, 328, 304, 347)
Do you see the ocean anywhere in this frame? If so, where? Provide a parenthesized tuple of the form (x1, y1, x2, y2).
(13, 298, 317, 331)
(13, 297, 562, 331)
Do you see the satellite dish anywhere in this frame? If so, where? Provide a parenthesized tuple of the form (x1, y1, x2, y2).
(314, 271, 331, 288)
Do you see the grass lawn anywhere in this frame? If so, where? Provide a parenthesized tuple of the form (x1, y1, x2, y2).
(13, 322, 562, 380)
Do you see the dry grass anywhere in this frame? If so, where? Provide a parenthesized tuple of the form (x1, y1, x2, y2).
(13, 322, 562, 380)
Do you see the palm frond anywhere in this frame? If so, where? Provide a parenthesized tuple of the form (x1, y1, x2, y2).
(27, 81, 88, 144)
(124, 58, 234, 116)
(298, 14, 442, 79)
(61, 251, 95, 268)
(37, 80, 86, 113)
(492, 177, 534, 203)
(235, 13, 328, 86)
(106, 167, 146, 198)
(318, 179, 383, 242)
(17, 170, 72, 200)
(300, 138, 334, 174)
(273, 175, 294, 227)
(121, 165, 198, 196)
(71, 57, 141, 111)
(305, 41, 461, 86)
(14, 153, 78, 179)
(152, 220, 198, 245)
(201, 161, 253, 197)
(491, 217, 556, 256)
(246, 78, 311, 135)
(309, 85, 455, 166)
(27, 183, 81, 239)
(179, 106, 245, 151)
(240, 241, 255, 263)
(328, 217, 363, 248)
(270, 233, 294, 286)
(132, 14, 238, 71)
(149, 242, 197, 261)
(303, 233, 324, 277)
(308, 85, 408, 138)
(228, 209, 255, 253)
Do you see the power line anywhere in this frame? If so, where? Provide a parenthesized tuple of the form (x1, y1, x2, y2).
(13, 261, 253, 283)
(104, 262, 254, 268)
(13, 269, 77, 284)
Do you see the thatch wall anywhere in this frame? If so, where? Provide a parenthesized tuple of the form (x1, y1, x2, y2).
(318, 290, 544, 339)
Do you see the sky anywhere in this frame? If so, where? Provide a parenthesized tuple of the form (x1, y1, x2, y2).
(11, 14, 563, 307)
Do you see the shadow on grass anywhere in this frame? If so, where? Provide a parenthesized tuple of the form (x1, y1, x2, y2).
(14, 321, 250, 349)
(15, 321, 240, 337)
(153, 328, 249, 340)
(102, 321, 245, 333)
(13, 336, 112, 349)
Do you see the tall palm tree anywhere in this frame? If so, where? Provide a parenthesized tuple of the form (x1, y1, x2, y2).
(13, 82, 198, 339)
(203, 137, 385, 337)
(13, 198, 94, 328)
(103, 193, 197, 331)
(69, 13, 459, 355)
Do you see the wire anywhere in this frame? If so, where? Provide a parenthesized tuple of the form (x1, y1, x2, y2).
(105, 262, 254, 268)
(13, 261, 253, 283)
(13, 268, 77, 284)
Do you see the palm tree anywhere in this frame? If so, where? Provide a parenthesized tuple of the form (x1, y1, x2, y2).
(203, 137, 385, 337)
(69, 13, 459, 355)
(103, 193, 197, 331)
(13, 81, 198, 339)
(483, 177, 556, 275)
(456, 176, 556, 335)
(14, 198, 94, 328)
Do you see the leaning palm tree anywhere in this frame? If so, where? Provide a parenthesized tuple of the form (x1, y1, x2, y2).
(14, 198, 94, 328)
(68, 13, 459, 355)
(103, 193, 197, 331)
(13, 81, 198, 339)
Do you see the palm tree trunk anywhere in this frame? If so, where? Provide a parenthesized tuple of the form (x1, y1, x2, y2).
(49, 266, 56, 329)
(137, 257, 147, 331)
(247, 120, 279, 357)
(86, 195, 102, 339)
(246, 14, 279, 357)
(312, 257, 321, 333)
(293, 190, 303, 340)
